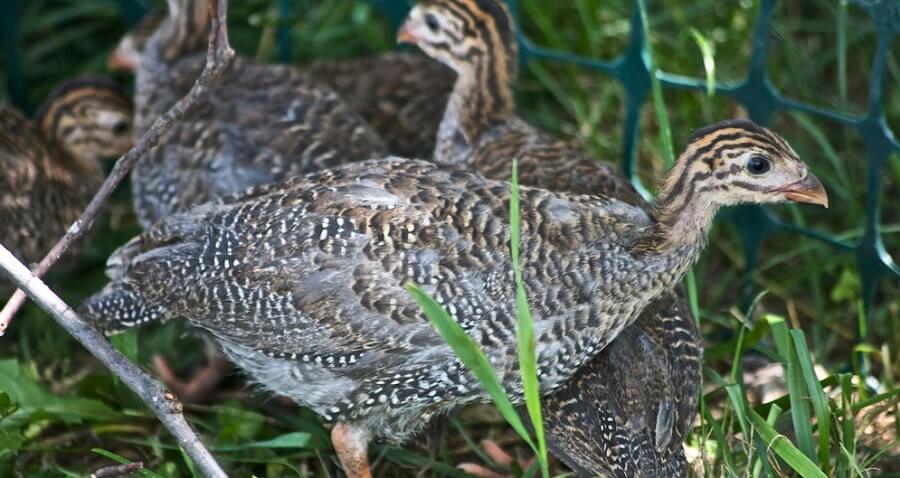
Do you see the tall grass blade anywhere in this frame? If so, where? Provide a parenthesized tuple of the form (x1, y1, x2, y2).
(790, 329, 832, 469)
(724, 383, 750, 441)
(752, 403, 783, 478)
(688, 27, 716, 97)
(767, 315, 817, 462)
(407, 285, 538, 454)
(509, 160, 550, 477)
(837, 0, 848, 102)
(636, 0, 675, 168)
(839, 373, 857, 475)
(748, 410, 828, 478)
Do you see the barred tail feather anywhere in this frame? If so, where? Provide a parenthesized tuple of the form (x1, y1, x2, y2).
(78, 282, 170, 335)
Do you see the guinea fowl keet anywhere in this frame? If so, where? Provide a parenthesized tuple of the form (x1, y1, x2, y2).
(398, 1, 699, 475)
(82, 118, 826, 478)
(108, 8, 454, 159)
(397, 0, 640, 204)
(1, 77, 133, 294)
(128, 0, 385, 227)
(304, 54, 454, 158)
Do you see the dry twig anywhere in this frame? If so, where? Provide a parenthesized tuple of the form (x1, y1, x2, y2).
(0, 1, 235, 476)
(91, 462, 143, 478)
(0, 244, 226, 477)
(0, 0, 236, 332)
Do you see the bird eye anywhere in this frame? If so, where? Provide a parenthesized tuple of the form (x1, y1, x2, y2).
(425, 13, 440, 32)
(746, 156, 770, 175)
(112, 121, 130, 135)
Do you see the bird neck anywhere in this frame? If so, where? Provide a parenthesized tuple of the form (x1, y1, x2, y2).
(632, 153, 721, 269)
(435, 42, 517, 164)
(136, 0, 208, 134)
(150, 0, 209, 63)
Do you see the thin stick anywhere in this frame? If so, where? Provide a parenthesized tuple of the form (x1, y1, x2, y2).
(0, 244, 226, 478)
(0, 0, 236, 333)
(91, 462, 143, 478)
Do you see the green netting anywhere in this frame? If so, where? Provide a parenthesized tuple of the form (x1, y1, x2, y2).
(376, 0, 900, 327)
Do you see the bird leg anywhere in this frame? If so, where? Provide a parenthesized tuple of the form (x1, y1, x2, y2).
(152, 352, 232, 404)
(457, 439, 536, 478)
(331, 423, 372, 478)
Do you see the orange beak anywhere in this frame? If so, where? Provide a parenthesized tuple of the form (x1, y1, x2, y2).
(396, 21, 417, 45)
(107, 45, 139, 72)
(777, 172, 829, 208)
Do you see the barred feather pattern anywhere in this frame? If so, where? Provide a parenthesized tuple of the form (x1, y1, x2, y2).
(132, 2, 386, 227)
(80, 157, 704, 444)
(541, 292, 701, 478)
(306, 53, 455, 158)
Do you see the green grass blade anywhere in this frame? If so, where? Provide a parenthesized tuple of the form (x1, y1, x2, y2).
(724, 383, 750, 441)
(839, 373, 857, 475)
(767, 315, 817, 462)
(509, 160, 550, 477)
(699, 398, 737, 473)
(408, 285, 538, 454)
(837, 0, 848, 102)
(688, 27, 716, 97)
(636, 0, 675, 168)
(684, 269, 701, 325)
(752, 403, 783, 478)
(790, 329, 832, 470)
(748, 410, 827, 478)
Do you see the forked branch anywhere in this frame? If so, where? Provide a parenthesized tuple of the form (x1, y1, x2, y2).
(0, 1, 233, 475)
(0, 0, 236, 332)
(0, 244, 226, 478)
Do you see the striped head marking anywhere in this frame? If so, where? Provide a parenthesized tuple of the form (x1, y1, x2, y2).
(398, 0, 517, 79)
(658, 119, 828, 214)
(36, 77, 134, 163)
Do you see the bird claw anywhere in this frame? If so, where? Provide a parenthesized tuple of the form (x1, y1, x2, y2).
(457, 440, 536, 478)
(152, 353, 231, 404)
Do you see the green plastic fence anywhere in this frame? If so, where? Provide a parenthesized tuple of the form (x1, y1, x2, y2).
(4, 0, 897, 329)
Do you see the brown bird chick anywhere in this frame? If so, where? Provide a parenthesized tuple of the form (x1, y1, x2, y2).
(460, 292, 701, 478)
(128, 0, 385, 228)
(108, 8, 453, 159)
(398, 1, 699, 475)
(397, 0, 641, 205)
(304, 55, 454, 158)
(0, 77, 133, 294)
(81, 119, 827, 478)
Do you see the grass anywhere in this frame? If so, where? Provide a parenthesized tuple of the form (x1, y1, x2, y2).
(0, 0, 898, 477)
(411, 160, 550, 477)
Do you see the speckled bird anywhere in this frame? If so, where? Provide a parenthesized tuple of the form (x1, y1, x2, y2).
(545, 292, 701, 477)
(398, 1, 700, 475)
(128, 0, 385, 228)
(81, 118, 826, 478)
(459, 290, 700, 478)
(397, 0, 640, 205)
(1, 77, 133, 293)
(109, 7, 453, 159)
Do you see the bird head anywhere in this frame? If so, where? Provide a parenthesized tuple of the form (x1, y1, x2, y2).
(657, 119, 828, 215)
(36, 77, 134, 163)
(397, 0, 517, 78)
